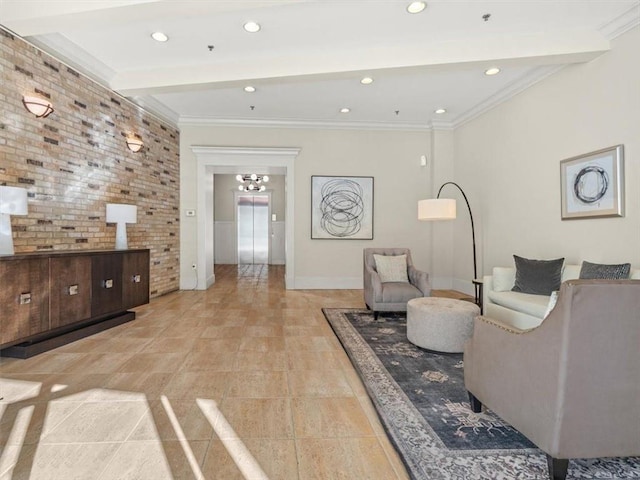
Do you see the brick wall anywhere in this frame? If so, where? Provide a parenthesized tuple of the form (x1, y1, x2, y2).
(0, 28, 180, 297)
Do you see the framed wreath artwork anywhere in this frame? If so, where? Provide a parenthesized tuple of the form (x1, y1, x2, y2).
(560, 145, 624, 220)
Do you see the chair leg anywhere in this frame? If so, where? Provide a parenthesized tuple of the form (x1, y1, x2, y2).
(468, 392, 482, 413)
(546, 455, 569, 480)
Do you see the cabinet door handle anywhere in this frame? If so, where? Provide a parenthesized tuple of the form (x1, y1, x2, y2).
(19, 293, 32, 305)
(103, 279, 114, 289)
(68, 284, 79, 296)
(132, 274, 141, 283)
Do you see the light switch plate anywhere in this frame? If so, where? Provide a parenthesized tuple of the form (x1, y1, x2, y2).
(185, 209, 196, 217)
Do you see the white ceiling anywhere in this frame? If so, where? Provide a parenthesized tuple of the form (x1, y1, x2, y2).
(2, 0, 638, 129)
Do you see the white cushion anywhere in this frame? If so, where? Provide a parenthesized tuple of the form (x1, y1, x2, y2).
(488, 290, 550, 319)
(492, 267, 516, 292)
(543, 291, 559, 319)
(374, 254, 409, 283)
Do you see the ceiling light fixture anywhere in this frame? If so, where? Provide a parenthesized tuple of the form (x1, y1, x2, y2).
(22, 95, 54, 118)
(407, 1, 426, 14)
(244, 86, 256, 93)
(360, 77, 374, 85)
(340, 107, 351, 114)
(125, 134, 144, 153)
(485, 67, 501, 76)
(434, 108, 447, 114)
(243, 21, 261, 33)
(151, 32, 169, 42)
(236, 174, 269, 192)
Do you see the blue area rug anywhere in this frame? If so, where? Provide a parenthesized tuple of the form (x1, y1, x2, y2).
(323, 308, 640, 480)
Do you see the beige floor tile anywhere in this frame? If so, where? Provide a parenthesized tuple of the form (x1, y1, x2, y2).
(104, 372, 175, 399)
(162, 440, 209, 480)
(117, 352, 187, 373)
(239, 336, 285, 352)
(161, 324, 207, 338)
(292, 397, 375, 438)
(0, 353, 88, 375)
(129, 398, 214, 441)
(180, 349, 237, 372)
(10, 442, 120, 480)
(192, 337, 242, 353)
(217, 398, 293, 439)
(141, 336, 197, 353)
(201, 326, 247, 338)
(202, 438, 297, 480)
(233, 351, 287, 371)
(162, 371, 231, 400)
(285, 336, 338, 352)
(92, 441, 176, 480)
(226, 371, 289, 398)
(288, 369, 354, 397)
(283, 325, 331, 337)
(296, 437, 399, 480)
(286, 350, 345, 370)
(39, 400, 149, 443)
(243, 325, 284, 337)
(64, 353, 136, 374)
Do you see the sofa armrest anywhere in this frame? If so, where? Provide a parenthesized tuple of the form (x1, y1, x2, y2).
(364, 264, 383, 306)
(408, 265, 430, 296)
(482, 274, 493, 309)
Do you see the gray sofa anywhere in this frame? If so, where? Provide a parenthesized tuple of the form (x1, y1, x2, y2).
(363, 248, 430, 318)
(465, 279, 640, 480)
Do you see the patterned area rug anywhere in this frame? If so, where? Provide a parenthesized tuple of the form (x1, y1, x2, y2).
(323, 308, 640, 480)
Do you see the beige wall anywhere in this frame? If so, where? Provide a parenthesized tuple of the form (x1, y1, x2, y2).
(214, 174, 285, 221)
(180, 127, 432, 288)
(1, 28, 180, 297)
(452, 26, 639, 285)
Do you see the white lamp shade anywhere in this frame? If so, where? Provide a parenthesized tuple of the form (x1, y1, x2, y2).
(106, 203, 137, 224)
(0, 186, 28, 215)
(418, 198, 456, 221)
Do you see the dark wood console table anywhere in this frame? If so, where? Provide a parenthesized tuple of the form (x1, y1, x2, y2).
(0, 249, 149, 358)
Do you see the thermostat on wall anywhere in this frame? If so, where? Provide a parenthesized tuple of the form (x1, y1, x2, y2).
(185, 209, 196, 217)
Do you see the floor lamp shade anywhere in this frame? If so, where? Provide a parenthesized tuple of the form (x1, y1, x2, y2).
(0, 186, 28, 255)
(418, 198, 456, 220)
(418, 182, 477, 281)
(106, 203, 137, 250)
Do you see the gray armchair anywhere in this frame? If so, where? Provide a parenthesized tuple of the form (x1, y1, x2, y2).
(363, 248, 430, 318)
(464, 279, 640, 480)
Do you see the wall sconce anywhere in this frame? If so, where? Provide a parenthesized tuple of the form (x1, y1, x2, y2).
(106, 203, 137, 250)
(0, 186, 28, 255)
(22, 95, 54, 118)
(125, 135, 144, 153)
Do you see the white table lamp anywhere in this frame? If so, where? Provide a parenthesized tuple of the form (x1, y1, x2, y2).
(0, 186, 28, 255)
(106, 203, 137, 250)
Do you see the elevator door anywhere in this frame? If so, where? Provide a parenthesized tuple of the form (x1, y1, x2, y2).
(237, 194, 269, 264)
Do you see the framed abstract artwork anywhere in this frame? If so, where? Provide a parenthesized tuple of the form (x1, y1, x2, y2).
(311, 175, 374, 239)
(560, 145, 624, 220)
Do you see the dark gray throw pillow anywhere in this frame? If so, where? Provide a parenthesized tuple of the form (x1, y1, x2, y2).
(512, 255, 564, 296)
(579, 261, 631, 279)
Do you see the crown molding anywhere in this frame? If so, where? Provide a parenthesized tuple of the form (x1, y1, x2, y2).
(599, 4, 640, 40)
(179, 115, 430, 132)
(129, 96, 180, 127)
(452, 64, 566, 129)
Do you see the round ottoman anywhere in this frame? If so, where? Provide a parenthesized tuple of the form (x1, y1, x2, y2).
(407, 297, 480, 353)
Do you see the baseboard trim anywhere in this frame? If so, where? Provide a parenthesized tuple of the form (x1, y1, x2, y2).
(293, 276, 362, 289)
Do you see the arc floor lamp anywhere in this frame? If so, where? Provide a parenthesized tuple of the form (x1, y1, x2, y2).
(418, 181, 477, 282)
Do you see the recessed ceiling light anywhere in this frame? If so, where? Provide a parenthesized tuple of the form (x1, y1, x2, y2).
(243, 21, 261, 33)
(407, 2, 426, 14)
(151, 32, 169, 42)
(434, 108, 446, 114)
(244, 86, 256, 93)
(340, 107, 351, 114)
(360, 77, 374, 85)
(485, 67, 501, 76)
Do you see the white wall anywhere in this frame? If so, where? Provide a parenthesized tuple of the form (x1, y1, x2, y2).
(179, 126, 432, 288)
(452, 26, 639, 282)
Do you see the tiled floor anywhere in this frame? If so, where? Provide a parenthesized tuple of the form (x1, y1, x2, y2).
(0, 264, 411, 479)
